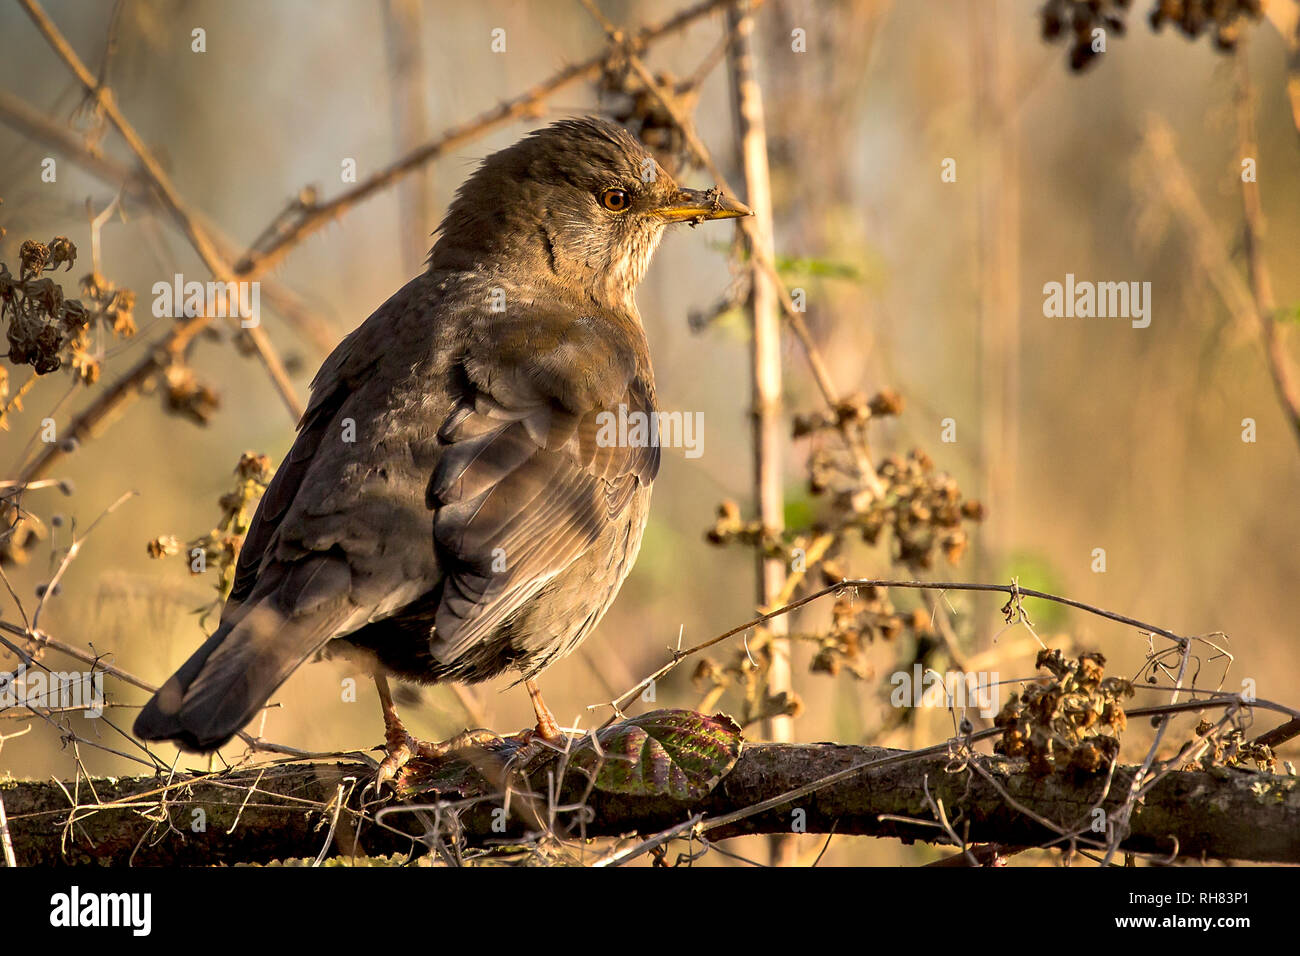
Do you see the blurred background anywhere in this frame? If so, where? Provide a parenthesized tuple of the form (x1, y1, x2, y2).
(1, 0, 1297, 865)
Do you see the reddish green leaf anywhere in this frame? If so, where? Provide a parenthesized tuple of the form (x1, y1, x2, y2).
(569, 709, 742, 800)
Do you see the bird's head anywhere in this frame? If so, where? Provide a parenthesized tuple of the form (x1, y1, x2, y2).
(428, 116, 751, 311)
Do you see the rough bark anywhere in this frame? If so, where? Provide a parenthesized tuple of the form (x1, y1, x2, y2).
(2, 743, 1297, 866)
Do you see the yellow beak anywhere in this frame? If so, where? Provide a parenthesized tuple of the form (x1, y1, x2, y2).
(655, 187, 753, 224)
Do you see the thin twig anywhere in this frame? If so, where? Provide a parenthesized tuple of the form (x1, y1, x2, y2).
(233, 0, 741, 277)
(1137, 109, 1300, 455)
(1234, 41, 1300, 452)
(30, 489, 135, 634)
(592, 577, 1191, 716)
(17, 0, 305, 422)
(592, 813, 704, 867)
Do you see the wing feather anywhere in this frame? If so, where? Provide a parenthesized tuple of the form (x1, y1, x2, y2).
(426, 307, 658, 665)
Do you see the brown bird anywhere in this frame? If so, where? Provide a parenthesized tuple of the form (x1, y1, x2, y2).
(133, 117, 750, 778)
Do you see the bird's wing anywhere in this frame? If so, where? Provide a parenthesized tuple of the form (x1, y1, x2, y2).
(137, 277, 438, 748)
(228, 276, 425, 612)
(427, 304, 659, 666)
(226, 388, 350, 611)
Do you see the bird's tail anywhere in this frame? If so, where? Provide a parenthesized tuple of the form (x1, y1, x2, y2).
(133, 601, 339, 752)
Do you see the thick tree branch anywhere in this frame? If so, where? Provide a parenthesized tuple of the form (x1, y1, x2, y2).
(4, 742, 1297, 866)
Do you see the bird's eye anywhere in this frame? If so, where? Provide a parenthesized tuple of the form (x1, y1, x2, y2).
(599, 187, 630, 212)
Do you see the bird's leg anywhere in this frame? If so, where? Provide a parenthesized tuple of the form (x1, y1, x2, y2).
(525, 678, 564, 742)
(374, 674, 505, 788)
(374, 673, 416, 788)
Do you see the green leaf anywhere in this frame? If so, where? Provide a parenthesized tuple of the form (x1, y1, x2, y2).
(998, 551, 1068, 631)
(773, 253, 863, 281)
(783, 491, 817, 534)
(569, 709, 742, 800)
(700, 242, 874, 285)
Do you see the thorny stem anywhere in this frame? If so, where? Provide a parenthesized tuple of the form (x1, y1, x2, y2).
(235, 0, 742, 277)
(18, 0, 305, 423)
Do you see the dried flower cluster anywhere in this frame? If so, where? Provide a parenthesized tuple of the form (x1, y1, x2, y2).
(0, 239, 137, 389)
(70, 272, 137, 385)
(803, 440, 984, 573)
(163, 362, 221, 425)
(995, 649, 1134, 775)
(700, 384, 984, 720)
(1148, 0, 1262, 49)
(1189, 721, 1277, 773)
(1, 231, 217, 436)
(705, 498, 780, 554)
(806, 582, 934, 679)
(690, 651, 804, 729)
(868, 451, 985, 570)
(1040, 0, 1262, 71)
(0, 238, 89, 375)
(147, 452, 273, 609)
(792, 388, 904, 439)
(599, 60, 700, 175)
(711, 395, 983, 574)
(1040, 0, 1130, 70)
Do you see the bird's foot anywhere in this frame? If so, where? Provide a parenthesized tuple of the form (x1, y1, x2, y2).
(532, 708, 564, 743)
(375, 727, 507, 790)
(501, 718, 570, 764)
(375, 725, 418, 791)
(519, 678, 566, 748)
(423, 727, 508, 757)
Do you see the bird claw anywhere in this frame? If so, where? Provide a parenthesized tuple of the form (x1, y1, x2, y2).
(374, 728, 508, 790)
(425, 728, 508, 755)
(502, 723, 570, 764)
(375, 729, 418, 790)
